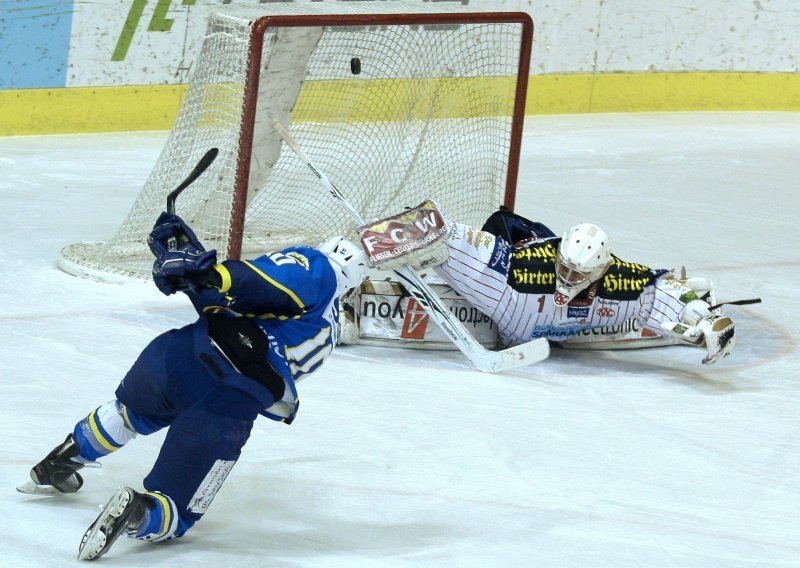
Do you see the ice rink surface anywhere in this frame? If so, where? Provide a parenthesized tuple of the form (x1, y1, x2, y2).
(1, 112, 798, 567)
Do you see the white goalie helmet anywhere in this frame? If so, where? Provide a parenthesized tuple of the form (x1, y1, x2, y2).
(554, 223, 612, 304)
(319, 236, 369, 297)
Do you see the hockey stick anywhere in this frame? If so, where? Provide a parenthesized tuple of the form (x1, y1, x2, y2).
(708, 298, 762, 311)
(166, 147, 219, 215)
(163, 147, 219, 250)
(272, 122, 549, 372)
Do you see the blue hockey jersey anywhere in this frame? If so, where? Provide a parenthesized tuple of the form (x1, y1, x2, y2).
(187, 245, 340, 422)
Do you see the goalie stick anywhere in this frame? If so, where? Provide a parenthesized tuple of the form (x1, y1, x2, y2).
(271, 122, 549, 372)
(708, 298, 762, 311)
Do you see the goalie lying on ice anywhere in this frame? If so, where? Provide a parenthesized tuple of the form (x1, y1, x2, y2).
(359, 203, 737, 366)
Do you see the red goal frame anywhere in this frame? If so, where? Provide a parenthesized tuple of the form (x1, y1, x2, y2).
(229, 12, 533, 259)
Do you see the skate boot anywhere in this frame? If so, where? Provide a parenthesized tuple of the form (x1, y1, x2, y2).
(18, 434, 85, 495)
(78, 487, 147, 561)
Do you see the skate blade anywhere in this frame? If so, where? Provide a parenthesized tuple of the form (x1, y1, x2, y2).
(77, 488, 132, 561)
(17, 479, 65, 496)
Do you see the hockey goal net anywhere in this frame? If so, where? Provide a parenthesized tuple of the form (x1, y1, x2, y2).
(58, 3, 533, 281)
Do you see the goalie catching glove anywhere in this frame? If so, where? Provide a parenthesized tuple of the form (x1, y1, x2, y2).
(148, 212, 217, 295)
(661, 300, 736, 365)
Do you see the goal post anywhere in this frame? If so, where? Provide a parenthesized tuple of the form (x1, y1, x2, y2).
(58, 3, 533, 282)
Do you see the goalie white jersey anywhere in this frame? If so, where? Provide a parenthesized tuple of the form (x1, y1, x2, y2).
(434, 224, 702, 346)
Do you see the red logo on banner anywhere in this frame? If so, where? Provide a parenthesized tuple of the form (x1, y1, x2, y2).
(358, 200, 447, 267)
(401, 298, 430, 339)
(554, 292, 569, 306)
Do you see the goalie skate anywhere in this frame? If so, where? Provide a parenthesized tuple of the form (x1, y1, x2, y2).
(77, 487, 146, 561)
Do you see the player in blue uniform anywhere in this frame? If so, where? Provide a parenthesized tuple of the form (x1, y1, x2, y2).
(20, 213, 368, 561)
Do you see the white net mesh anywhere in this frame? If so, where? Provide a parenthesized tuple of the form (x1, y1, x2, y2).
(59, 7, 531, 281)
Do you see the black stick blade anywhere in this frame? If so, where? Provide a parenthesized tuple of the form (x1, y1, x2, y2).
(708, 298, 763, 311)
(166, 148, 219, 214)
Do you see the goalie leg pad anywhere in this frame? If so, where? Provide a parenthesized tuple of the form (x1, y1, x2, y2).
(661, 300, 736, 365)
(698, 315, 735, 365)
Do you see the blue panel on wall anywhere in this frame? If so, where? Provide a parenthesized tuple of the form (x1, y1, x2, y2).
(0, 1, 74, 89)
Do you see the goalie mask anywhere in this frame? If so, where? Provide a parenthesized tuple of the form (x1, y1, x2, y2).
(554, 223, 612, 305)
(319, 236, 369, 297)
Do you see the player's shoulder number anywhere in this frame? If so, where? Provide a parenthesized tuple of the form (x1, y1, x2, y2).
(267, 251, 310, 269)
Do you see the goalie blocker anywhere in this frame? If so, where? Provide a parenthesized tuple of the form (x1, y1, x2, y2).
(358, 200, 451, 270)
(342, 200, 498, 349)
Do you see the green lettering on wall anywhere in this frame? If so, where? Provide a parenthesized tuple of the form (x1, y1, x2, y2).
(149, 0, 175, 32)
(112, 0, 196, 62)
(153, 0, 196, 30)
(112, 0, 149, 61)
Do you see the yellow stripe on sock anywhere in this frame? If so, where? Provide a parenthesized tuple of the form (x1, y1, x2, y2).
(143, 491, 173, 539)
(88, 411, 119, 452)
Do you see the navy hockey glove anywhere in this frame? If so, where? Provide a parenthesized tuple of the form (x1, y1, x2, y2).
(152, 247, 218, 296)
(148, 212, 204, 258)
